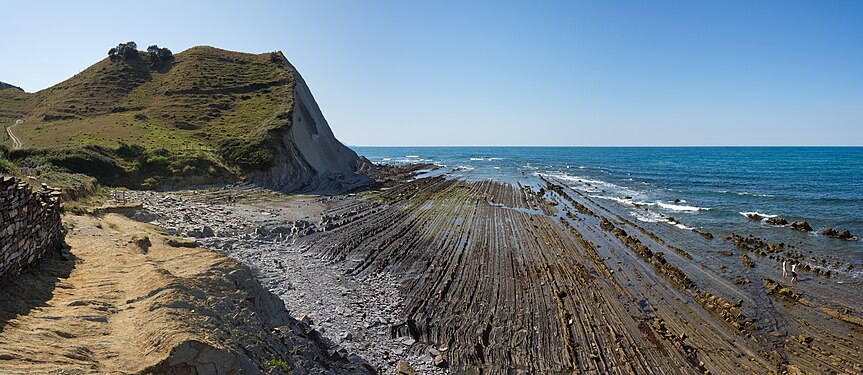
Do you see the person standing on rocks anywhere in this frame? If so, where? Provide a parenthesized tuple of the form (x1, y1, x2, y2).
(782, 260, 788, 278)
(791, 262, 798, 283)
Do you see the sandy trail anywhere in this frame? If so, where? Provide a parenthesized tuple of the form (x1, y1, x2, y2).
(5, 119, 22, 149)
(0, 212, 373, 374)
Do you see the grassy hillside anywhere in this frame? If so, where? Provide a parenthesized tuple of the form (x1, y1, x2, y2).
(0, 44, 298, 187)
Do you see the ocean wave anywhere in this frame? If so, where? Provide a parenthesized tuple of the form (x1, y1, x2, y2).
(655, 202, 709, 212)
(469, 157, 504, 161)
(405, 155, 419, 158)
(632, 210, 665, 223)
(739, 211, 778, 219)
(673, 222, 694, 230)
(590, 195, 632, 205)
(720, 190, 775, 198)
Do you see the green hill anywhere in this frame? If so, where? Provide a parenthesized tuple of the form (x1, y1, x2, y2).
(1, 43, 365, 191)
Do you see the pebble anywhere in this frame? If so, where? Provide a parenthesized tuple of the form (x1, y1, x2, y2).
(119, 189, 449, 375)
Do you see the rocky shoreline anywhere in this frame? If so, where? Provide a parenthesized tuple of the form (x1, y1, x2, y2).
(109, 169, 863, 374)
(122, 188, 448, 374)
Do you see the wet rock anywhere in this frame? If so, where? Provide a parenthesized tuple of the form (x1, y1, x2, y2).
(821, 228, 858, 240)
(692, 228, 713, 239)
(763, 278, 802, 303)
(798, 334, 813, 345)
(765, 217, 788, 226)
(740, 254, 755, 268)
(790, 221, 812, 232)
(746, 213, 764, 221)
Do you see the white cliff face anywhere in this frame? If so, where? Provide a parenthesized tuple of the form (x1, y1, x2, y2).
(247, 59, 372, 193)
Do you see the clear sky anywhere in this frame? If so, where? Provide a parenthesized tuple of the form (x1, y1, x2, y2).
(2, 1, 862, 146)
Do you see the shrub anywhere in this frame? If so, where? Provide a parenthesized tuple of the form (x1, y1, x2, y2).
(266, 359, 291, 373)
(117, 142, 147, 159)
(217, 136, 277, 171)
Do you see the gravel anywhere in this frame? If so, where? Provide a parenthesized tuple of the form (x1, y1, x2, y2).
(121, 189, 449, 374)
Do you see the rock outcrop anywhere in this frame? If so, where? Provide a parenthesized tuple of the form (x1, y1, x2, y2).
(765, 217, 788, 226)
(821, 228, 858, 240)
(246, 55, 372, 194)
(790, 221, 813, 232)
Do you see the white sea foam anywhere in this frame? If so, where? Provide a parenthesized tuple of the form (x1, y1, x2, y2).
(632, 210, 665, 223)
(739, 211, 778, 219)
(469, 157, 505, 161)
(589, 195, 632, 205)
(673, 222, 694, 230)
(720, 190, 775, 198)
(405, 155, 419, 158)
(655, 202, 708, 212)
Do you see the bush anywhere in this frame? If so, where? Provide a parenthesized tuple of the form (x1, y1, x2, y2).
(218, 136, 277, 171)
(117, 142, 146, 159)
(0, 157, 16, 174)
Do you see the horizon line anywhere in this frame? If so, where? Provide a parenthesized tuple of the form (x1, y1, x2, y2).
(350, 144, 863, 148)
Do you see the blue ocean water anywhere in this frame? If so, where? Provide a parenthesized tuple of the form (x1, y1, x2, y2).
(354, 146, 863, 258)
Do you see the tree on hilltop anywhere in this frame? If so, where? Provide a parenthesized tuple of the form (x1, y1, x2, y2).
(146, 45, 174, 67)
(108, 41, 139, 61)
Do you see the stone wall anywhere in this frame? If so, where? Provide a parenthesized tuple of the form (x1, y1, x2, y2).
(0, 176, 64, 282)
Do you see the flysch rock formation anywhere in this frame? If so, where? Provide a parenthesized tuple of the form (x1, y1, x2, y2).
(247, 55, 373, 194)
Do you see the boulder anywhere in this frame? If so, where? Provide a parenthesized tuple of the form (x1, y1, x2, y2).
(434, 355, 448, 368)
(821, 227, 857, 240)
(765, 217, 788, 226)
(746, 213, 764, 221)
(166, 237, 199, 248)
(790, 221, 812, 232)
(395, 361, 416, 375)
(130, 234, 151, 252)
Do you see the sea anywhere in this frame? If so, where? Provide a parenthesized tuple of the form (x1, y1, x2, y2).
(354, 146, 863, 260)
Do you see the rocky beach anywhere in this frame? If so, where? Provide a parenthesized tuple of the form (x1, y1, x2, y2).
(102, 164, 863, 374)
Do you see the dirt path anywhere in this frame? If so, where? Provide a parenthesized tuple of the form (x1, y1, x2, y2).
(0, 212, 373, 374)
(6, 119, 22, 149)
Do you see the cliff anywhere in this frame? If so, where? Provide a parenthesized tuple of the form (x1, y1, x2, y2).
(247, 56, 372, 193)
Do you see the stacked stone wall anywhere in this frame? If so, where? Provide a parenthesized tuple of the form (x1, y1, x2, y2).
(0, 176, 63, 282)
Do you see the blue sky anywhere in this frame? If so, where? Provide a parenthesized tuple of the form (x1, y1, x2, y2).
(2, 0, 862, 145)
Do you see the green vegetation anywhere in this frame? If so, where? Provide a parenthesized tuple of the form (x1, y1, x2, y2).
(6, 142, 235, 188)
(266, 359, 291, 373)
(0, 43, 297, 188)
(108, 41, 141, 61)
